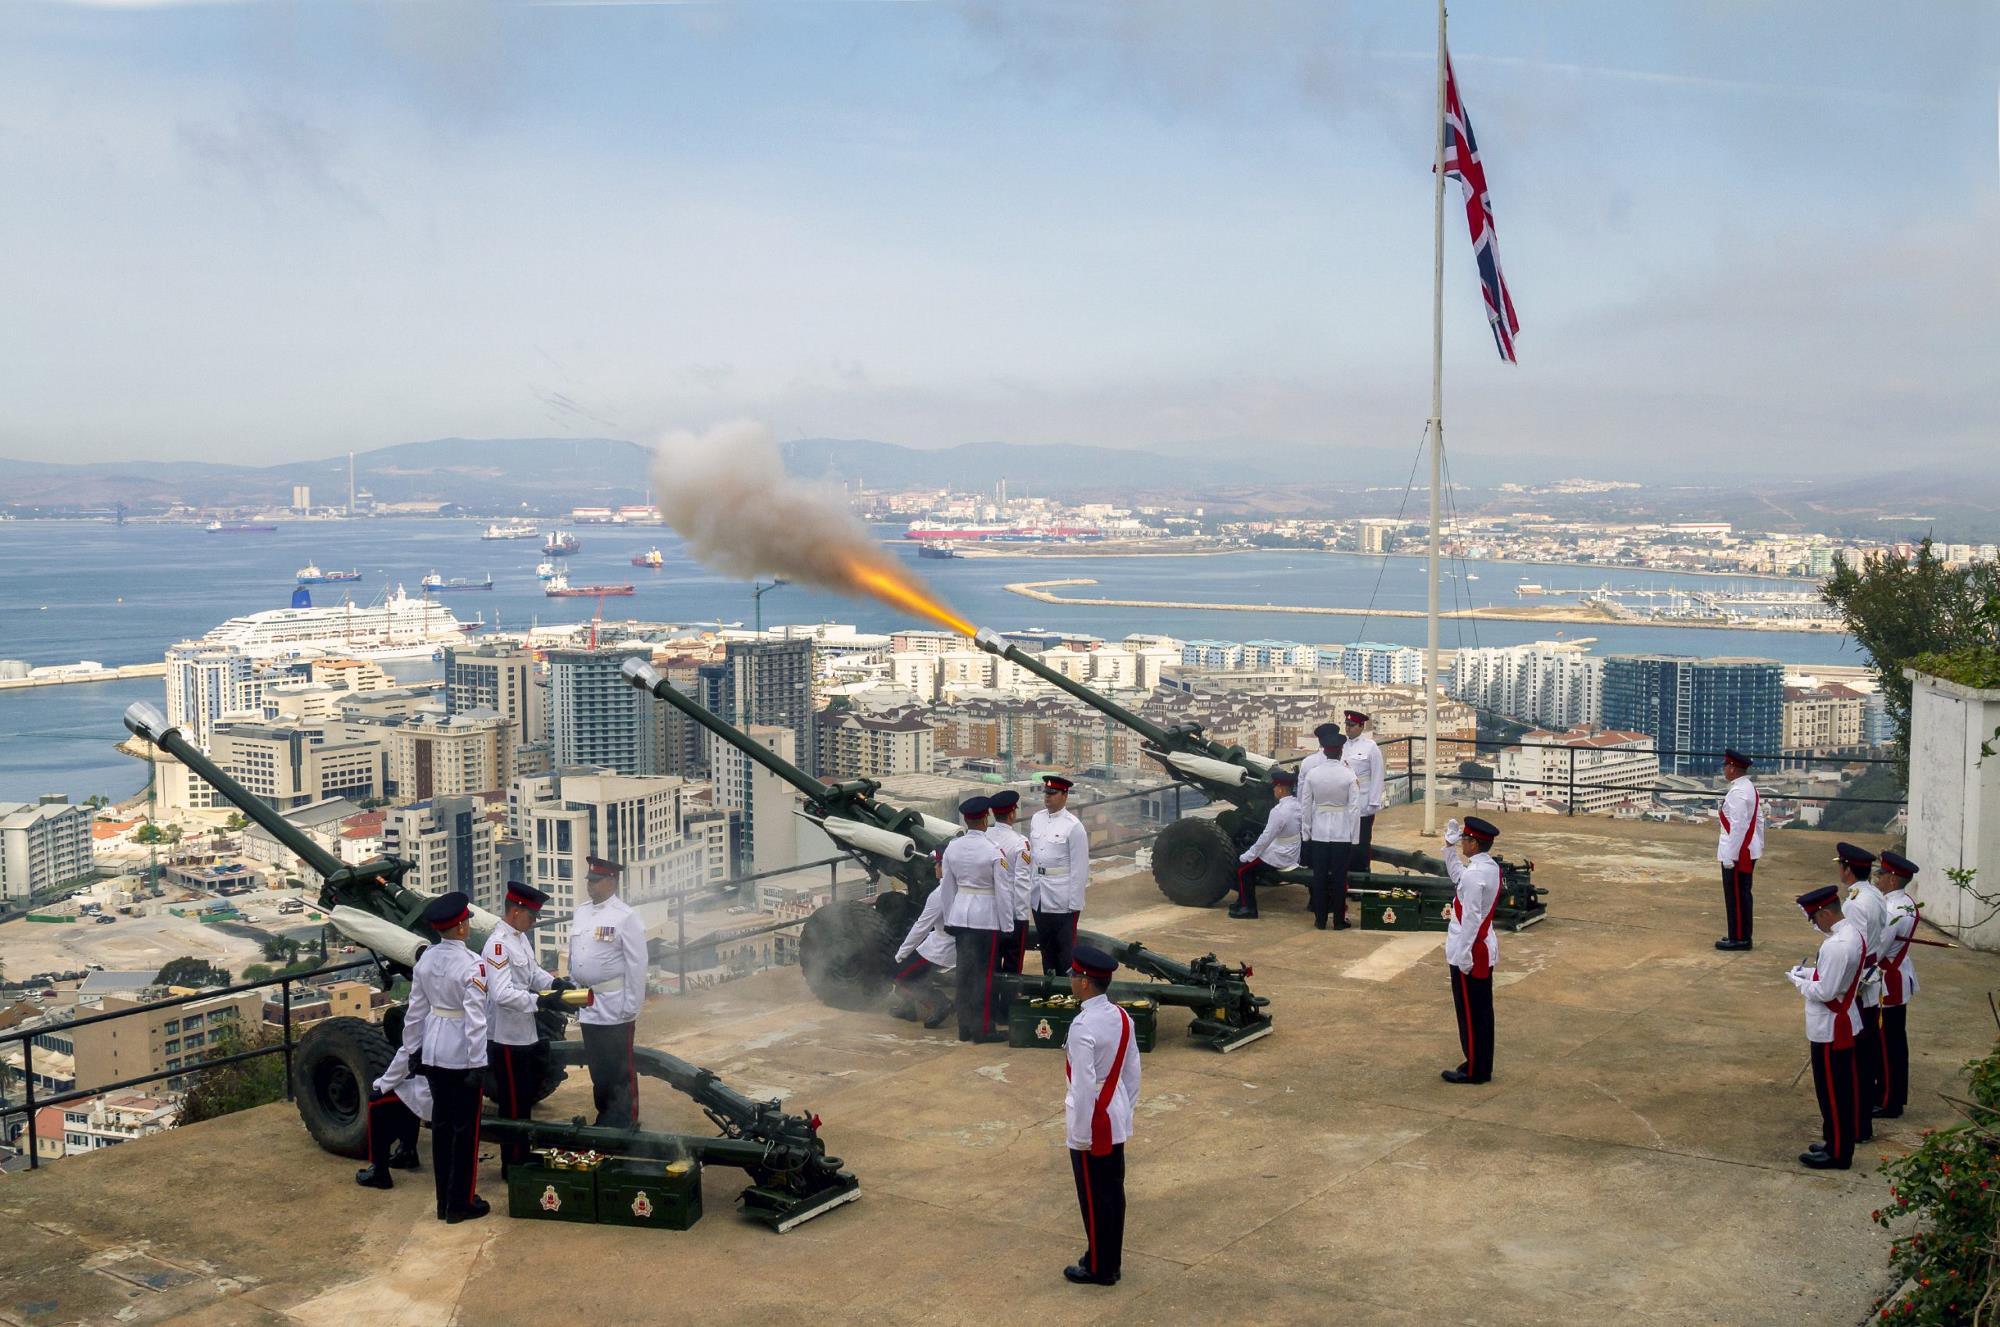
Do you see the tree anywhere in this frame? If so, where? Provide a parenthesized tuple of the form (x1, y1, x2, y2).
(134, 823, 162, 844)
(177, 1023, 286, 1126)
(1817, 765, 1908, 835)
(223, 813, 248, 832)
(154, 957, 232, 988)
(1822, 540, 2000, 755)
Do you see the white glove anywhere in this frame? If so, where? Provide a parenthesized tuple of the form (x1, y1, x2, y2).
(1443, 818, 1462, 846)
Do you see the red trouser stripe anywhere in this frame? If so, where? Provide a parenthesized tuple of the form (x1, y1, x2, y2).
(1080, 1153, 1099, 1276)
(468, 1085, 482, 1204)
(1824, 1044, 1841, 1158)
(982, 932, 998, 1033)
(1878, 1024, 1892, 1108)
(503, 1046, 516, 1116)
(626, 1025, 639, 1129)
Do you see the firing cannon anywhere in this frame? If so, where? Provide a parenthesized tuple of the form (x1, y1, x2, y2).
(620, 659, 1273, 1049)
(968, 630, 1546, 930)
(121, 702, 859, 1230)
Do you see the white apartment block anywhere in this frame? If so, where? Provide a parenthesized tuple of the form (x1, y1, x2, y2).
(1450, 642, 1606, 729)
(0, 796, 94, 903)
(1498, 728, 1658, 815)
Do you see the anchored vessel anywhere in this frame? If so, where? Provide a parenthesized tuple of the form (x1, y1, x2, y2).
(546, 572, 634, 597)
(482, 522, 540, 541)
(120, 703, 860, 1231)
(542, 530, 581, 556)
(631, 548, 665, 568)
(420, 571, 496, 592)
(296, 563, 362, 584)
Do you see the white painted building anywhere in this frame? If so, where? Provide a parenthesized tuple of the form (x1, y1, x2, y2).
(1450, 641, 1606, 729)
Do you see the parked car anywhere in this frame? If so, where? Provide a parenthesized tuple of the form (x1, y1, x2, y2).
(94, 914, 116, 925)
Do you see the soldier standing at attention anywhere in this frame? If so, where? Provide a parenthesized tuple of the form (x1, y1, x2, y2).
(1789, 882, 1866, 1169)
(1230, 767, 1301, 921)
(1300, 731, 1362, 930)
(482, 881, 572, 1174)
(939, 795, 1012, 1043)
(403, 891, 490, 1222)
(569, 856, 648, 1128)
(1028, 775, 1091, 977)
(1341, 710, 1386, 871)
(1062, 945, 1141, 1288)
(1441, 817, 1502, 1085)
(354, 1043, 428, 1190)
(1873, 850, 1923, 1120)
(1837, 843, 1887, 1144)
(986, 789, 1033, 973)
(1714, 748, 1764, 951)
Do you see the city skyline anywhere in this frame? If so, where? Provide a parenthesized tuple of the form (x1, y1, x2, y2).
(1, 2, 1992, 472)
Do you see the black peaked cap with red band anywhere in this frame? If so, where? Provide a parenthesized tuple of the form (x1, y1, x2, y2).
(1069, 945, 1118, 981)
(421, 890, 471, 930)
(505, 881, 548, 910)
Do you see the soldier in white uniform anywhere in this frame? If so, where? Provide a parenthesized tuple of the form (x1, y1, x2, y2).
(1836, 843, 1886, 1143)
(1062, 945, 1141, 1287)
(355, 1044, 430, 1190)
(891, 878, 958, 1029)
(1028, 775, 1091, 976)
(1441, 817, 1502, 1084)
(1299, 732, 1363, 930)
(985, 789, 1033, 973)
(1789, 881, 1867, 1169)
(1296, 722, 1339, 863)
(568, 856, 648, 1128)
(937, 796, 1012, 1043)
(1341, 710, 1386, 871)
(403, 891, 489, 1222)
(1873, 850, 1923, 1119)
(1714, 748, 1765, 950)
(482, 881, 573, 1172)
(1231, 767, 1301, 920)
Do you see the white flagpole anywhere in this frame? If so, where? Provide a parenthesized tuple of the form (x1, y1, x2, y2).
(1425, 0, 1447, 835)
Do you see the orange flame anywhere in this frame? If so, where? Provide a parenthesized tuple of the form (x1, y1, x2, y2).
(838, 552, 975, 637)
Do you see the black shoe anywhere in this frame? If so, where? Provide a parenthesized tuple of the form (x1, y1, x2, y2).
(1314, 916, 1327, 931)
(970, 1032, 1009, 1045)
(1063, 1263, 1118, 1286)
(889, 1003, 919, 1022)
(387, 1145, 421, 1171)
(1226, 905, 1258, 920)
(1332, 917, 1353, 931)
(957, 1030, 972, 1042)
(1798, 1150, 1849, 1169)
(1714, 939, 1752, 951)
(354, 1165, 393, 1190)
(446, 1196, 491, 1224)
(1806, 1140, 1829, 1154)
(923, 1002, 954, 1030)
(1873, 1106, 1903, 1119)
(1440, 1068, 1488, 1085)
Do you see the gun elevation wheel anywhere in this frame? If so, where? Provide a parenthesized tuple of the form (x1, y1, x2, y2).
(799, 899, 897, 1010)
(295, 1016, 393, 1158)
(871, 890, 918, 937)
(1152, 817, 1237, 908)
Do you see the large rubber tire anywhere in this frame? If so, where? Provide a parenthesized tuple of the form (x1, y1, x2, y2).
(872, 890, 919, 938)
(295, 1016, 394, 1158)
(1152, 817, 1238, 908)
(798, 899, 897, 1010)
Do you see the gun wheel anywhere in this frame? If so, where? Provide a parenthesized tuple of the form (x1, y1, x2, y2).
(871, 890, 918, 936)
(294, 1016, 394, 1158)
(799, 899, 897, 1010)
(1152, 818, 1237, 908)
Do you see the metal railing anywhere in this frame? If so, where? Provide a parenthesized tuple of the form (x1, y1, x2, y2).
(0, 957, 375, 1171)
(1370, 736, 1906, 816)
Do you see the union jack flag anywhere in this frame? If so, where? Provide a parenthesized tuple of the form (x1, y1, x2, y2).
(1443, 48, 1520, 363)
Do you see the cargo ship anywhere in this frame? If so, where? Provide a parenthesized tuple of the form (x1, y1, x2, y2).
(542, 530, 581, 556)
(545, 572, 633, 597)
(916, 542, 960, 560)
(481, 522, 540, 541)
(420, 571, 495, 592)
(206, 521, 277, 534)
(535, 559, 559, 580)
(631, 548, 665, 568)
(296, 563, 362, 585)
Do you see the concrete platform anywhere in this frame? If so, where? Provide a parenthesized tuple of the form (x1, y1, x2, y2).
(4, 807, 1989, 1326)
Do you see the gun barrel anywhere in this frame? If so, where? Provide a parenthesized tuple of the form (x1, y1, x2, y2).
(621, 658, 833, 801)
(124, 702, 347, 880)
(970, 629, 1175, 748)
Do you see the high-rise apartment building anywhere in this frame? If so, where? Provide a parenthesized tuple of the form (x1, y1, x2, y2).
(721, 640, 816, 775)
(815, 706, 935, 781)
(548, 648, 668, 776)
(445, 644, 546, 751)
(210, 721, 387, 811)
(388, 712, 515, 801)
(708, 723, 805, 876)
(380, 796, 501, 903)
(1449, 641, 1605, 729)
(1601, 654, 1783, 775)
(0, 796, 94, 903)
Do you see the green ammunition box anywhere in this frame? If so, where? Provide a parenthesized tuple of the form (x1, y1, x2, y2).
(1007, 999, 1158, 1053)
(507, 1161, 599, 1223)
(1357, 891, 1451, 932)
(594, 1157, 703, 1230)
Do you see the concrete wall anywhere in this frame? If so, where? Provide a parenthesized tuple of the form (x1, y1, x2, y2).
(1905, 669, 2000, 949)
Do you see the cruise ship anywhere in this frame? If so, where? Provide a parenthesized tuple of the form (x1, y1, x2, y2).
(196, 587, 471, 654)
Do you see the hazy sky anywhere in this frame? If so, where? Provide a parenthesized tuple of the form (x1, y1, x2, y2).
(1, 1, 1993, 474)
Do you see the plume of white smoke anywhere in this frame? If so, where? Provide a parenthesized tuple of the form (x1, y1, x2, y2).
(649, 420, 971, 633)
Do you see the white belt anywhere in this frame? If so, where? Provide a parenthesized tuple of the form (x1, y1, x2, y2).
(432, 1007, 464, 1019)
(1036, 866, 1062, 875)
(592, 977, 623, 994)
(957, 885, 994, 894)
(1273, 835, 1301, 849)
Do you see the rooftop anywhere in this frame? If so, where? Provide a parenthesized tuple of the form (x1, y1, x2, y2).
(4, 807, 1991, 1326)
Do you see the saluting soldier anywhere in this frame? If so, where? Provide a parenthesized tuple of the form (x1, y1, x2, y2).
(1839, 843, 1888, 1144)
(1874, 850, 1922, 1120)
(1062, 945, 1141, 1288)
(985, 789, 1033, 973)
(1300, 731, 1363, 930)
(1231, 767, 1301, 920)
(890, 881, 957, 1030)
(1789, 879, 1867, 1169)
(1441, 817, 1502, 1085)
(1341, 710, 1386, 871)
(1028, 775, 1091, 977)
(403, 891, 490, 1222)
(482, 881, 574, 1173)
(1714, 748, 1764, 951)
(568, 856, 648, 1129)
(354, 1043, 428, 1190)
(939, 795, 1012, 1043)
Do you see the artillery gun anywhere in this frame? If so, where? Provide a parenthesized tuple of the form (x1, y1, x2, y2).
(968, 630, 1546, 930)
(619, 659, 1272, 1049)
(121, 703, 858, 1231)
